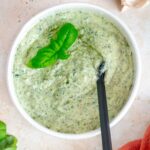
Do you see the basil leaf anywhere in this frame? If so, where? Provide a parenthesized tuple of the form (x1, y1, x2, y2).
(0, 121, 6, 141)
(27, 47, 57, 68)
(5, 148, 17, 150)
(0, 135, 17, 150)
(0, 121, 17, 150)
(27, 23, 78, 68)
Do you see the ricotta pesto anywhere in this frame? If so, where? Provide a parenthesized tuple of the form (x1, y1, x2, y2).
(13, 9, 134, 133)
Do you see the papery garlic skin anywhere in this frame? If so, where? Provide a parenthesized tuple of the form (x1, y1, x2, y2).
(121, 0, 150, 11)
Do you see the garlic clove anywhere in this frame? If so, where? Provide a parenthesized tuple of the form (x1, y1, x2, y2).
(121, 0, 150, 11)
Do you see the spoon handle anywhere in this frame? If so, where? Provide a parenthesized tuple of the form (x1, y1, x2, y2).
(97, 72, 112, 150)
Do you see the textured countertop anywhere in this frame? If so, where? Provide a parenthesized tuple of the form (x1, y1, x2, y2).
(0, 0, 150, 150)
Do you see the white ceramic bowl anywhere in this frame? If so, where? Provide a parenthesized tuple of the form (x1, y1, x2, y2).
(7, 3, 141, 139)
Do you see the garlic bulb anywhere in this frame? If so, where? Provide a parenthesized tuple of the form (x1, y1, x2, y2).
(121, 0, 150, 11)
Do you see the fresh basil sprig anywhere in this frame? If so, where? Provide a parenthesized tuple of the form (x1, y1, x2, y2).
(0, 121, 17, 150)
(27, 23, 78, 68)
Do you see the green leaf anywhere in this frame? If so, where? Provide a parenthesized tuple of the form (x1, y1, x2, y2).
(0, 121, 6, 141)
(27, 23, 78, 68)
(5, 148, 17, 150)
(0, 135, 17, 150)
(0, 121, 17, 150)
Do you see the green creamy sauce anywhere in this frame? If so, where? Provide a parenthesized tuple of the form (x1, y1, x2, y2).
(13, 9, 134, 133)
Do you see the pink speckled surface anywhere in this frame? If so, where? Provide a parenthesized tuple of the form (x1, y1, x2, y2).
(0, 0, 150, 150)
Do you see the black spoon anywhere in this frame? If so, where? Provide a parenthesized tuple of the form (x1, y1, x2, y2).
(96, 62, 112, 150)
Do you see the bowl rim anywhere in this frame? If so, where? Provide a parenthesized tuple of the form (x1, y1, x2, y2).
(7, 3, 141, 139)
